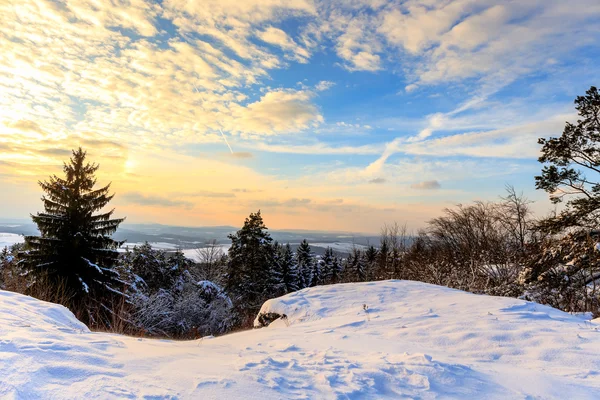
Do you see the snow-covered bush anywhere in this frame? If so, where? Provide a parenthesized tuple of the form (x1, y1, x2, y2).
(520, 230, 600, 314)
(119, 244, 234, 338)
(0, 243, 27, 292)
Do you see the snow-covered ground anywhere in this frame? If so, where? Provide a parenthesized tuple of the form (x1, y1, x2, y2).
(0, 232, 24, 249)
(1, 281, 600, 399)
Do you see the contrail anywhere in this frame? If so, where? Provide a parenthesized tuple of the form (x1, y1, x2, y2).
(218, 128, 234, 154)
(191, 81, 234, 154)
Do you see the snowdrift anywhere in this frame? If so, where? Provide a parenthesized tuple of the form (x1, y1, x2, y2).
(2, 281, 600, 399)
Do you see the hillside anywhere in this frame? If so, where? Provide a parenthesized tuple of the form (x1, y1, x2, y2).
(1, 281, 599, 399)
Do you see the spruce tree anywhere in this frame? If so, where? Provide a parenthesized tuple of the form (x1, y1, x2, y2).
(376, 239, 389, 280)
(355, 249, 367, 282)
(331, 255, 342, 284)
(269, 241, 286, 296)
(296, 239, 314, 288)
(364, 245, 378, 281)
(280, 243, 299, 293)
(23, 148, 124, 304)
(536, 86, 600, 232)
(320, 247, 334, 284)
(225, 211, 276, 324)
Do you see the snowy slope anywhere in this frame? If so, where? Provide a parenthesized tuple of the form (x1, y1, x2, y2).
(1, 281, 600, 399)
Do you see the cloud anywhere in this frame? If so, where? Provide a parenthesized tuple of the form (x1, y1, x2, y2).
(231, 90, 323, 135)
(411, 180, 441, 190)
(257, 26, 311, 63)
(183, 191, 236, 198)
(250, 141, 382, 155)
(232, 188, 263, 193)
(315, 80, 336, 91)
(229, 152, 254, 159)
(7, 120, 46, 135)
(120, 192, 194, 208)
(369, 178, 386, 184)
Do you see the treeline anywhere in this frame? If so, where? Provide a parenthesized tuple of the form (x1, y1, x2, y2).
(1, 86, 599, 338)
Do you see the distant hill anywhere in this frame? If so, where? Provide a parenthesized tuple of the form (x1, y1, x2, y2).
(0, 220, 381, 255)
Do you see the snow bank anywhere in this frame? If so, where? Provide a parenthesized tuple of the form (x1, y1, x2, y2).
(2, 281, 600, 399)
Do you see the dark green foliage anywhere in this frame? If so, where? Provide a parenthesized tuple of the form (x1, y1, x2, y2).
(364, 245, 378, 281)
(296, 239, 315, 288)
(536, 86, 600, 232)
(225, 211, 278, 323)
(22, 148, 124, 307)
(520, 231, 600, 313)
(331, 255, 342, 284)
(319, 247, 334, 284)
(119, 243, 191, 293)
(279, 243, 299, 293)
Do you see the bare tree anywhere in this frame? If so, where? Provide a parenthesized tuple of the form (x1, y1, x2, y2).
(194, 239, 226, 283)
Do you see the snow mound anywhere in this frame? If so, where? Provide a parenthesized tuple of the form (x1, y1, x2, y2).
(0, 290, 88, 332)
(2, 280, 600, 399)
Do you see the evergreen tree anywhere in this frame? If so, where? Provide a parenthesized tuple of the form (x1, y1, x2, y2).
(269, 241, 286, 296)
(376, 239, 389, 280)
(331, 255, 342, 284)
(310, 255, 322, 287)
(342, 251, 354, 282)
(355, 249, 367, 282)
(280, 243, 299, 293)
(536, 86, 600, 232)
(320, 247, 334, 284)
(225, 211, 276, 324)
(364, 245, 378, 281)
(296, 239, 314, 288)
(22, 148, 124, 307)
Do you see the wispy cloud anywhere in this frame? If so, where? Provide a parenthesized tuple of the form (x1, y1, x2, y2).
(121, 192, 194, 208)
(411, 180, 441, 190)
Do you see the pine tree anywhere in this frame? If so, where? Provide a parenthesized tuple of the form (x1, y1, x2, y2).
(536, 86, 600, 232)
(269, 241, 286, 296)
(296, 239, 314, 288)
(320, 247, 334, 284)
(355, 249, 367, 282)
(376, 239, 389, 280)
(331, 255, 342, 284)
(364, 245, 378, 281)
(225, 211, 276, 324)
(22, 148, 124, 306)
(341, 251, 354, 282)
(310, 255, 322, 287)
(280, 243, 299, 293)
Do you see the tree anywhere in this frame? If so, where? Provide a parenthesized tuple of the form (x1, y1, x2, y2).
(194, 239, 227, 284)
(364, 245, 378, 281)
(22, 148, 124, 314)
(536, 86, 600, 232)
(225, 211, 276, 324)
(296, 239, 314, 288)
(497, 184, 534, 254)
(320, 247, 334, 284)
(331, 255, 342, 284)
(279, 243, 299, 293)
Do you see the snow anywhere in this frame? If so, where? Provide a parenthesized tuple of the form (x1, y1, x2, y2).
(1, 280, 600, 399)
(120, 242, 181, 251)
(182, 244, 230, 261)
(310, 242, 369, 253)
(0, 232, 24, 249)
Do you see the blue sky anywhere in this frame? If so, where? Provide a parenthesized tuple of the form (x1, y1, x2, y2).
(1, 0, 599, 232)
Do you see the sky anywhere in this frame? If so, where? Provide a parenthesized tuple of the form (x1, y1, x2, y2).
(1, 0, 599, 233)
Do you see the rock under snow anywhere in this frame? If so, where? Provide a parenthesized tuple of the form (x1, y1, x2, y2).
(1, 280, 600, 398)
